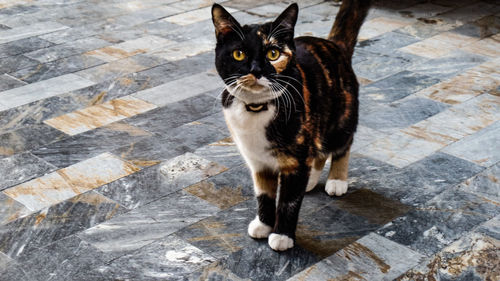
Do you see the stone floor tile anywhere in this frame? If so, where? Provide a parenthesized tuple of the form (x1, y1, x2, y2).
(360, 96, 449, 134)
(15, 235, 112, 281)
(351, 125, 388, 152)
(193, 137, 245, 168)
(3, 152, 139, 211)
(353, 51, 425, 81)
(97, 234, 215, 281)
(407, 50, 488, 80)
(183, 165, 253, 210)
(44, 95, 157, 136)
(133, 71, 222, 107)
(0, 74, 95, 111)
(32, 121, 151, 168)
(0, 191, 125, 260)
(0, 54, 40, 74)
(402, 93, 500, 146)
(0, 253, 33, 281)
(442, 121, 500, 167)
(458, 162, 500, 202)
(86, 35, 174, 62)
(125, 94, 218, 136)
(359, 70, 441, 106)
(477, 215, 500, 240)
(0, 193, 31, 226)
(0, 74, 26, 91)
(11, 54, 106, 84)
(400, 32, 478, 58)
(24, 36, 110, 63)
(360, 131, 443, 168)
(79, 190, 219, 257)
(151, 37, 214, 62)
(461, 33, 500, 58)
(0, 152, 55, 191)
(0, 21, 68, 44)
(355, 31, 420, 55)
(450, 14, 500, 38)
(415, 59, 500, 105)
(74, 54, 167, 83)
(0, 37, 54, 59)
(290, 233, 426, 281)
(164, 7, 237, 26)
(358, 17, 411, 41)
(97, 153, 227, 209)
(397, 232, 500, 281)
(169, 0, 228, 11)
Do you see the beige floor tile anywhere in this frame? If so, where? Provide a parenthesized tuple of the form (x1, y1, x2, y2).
(358, 17, 410, 41)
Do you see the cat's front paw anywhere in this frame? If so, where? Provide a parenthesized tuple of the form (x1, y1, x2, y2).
(248, 216, 272, 239)
(268, 233, 294, 251)
(325, 179, 348, 196)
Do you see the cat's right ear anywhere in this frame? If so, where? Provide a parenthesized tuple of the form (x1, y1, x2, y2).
(212, 4, 242, 39)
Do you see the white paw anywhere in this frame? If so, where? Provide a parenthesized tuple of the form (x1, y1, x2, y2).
(268, 233, 294, 251)
(248, 216, 272, 239)
(325, 179, 348, 196)
(306, 168, 322, 192)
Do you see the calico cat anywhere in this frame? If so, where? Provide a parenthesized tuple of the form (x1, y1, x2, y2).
(211, 0, 370, 251)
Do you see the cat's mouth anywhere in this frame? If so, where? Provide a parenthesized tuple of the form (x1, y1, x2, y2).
(227, 74, 280, 103)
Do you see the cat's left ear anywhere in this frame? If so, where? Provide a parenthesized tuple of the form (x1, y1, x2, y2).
(212, 4, 242, 38)
(273, 3, 299, 32)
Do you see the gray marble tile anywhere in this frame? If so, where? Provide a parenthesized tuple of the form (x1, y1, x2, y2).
(0, 152, 55, 191)
(0, 191, 125, 260)
(79, 190, 219, 257)
(458, 162, 500, 202)
(184, 165, 253, 210)
(0, 37, 54, 59)
(193, 137, 245, 168)
(0, 124, 67, 159)
(375, 185, 499, 257)
(0, 253, 33, 281)
(32, 121, 151, 168)
(114, 116, 228, 166)
(0, 193, 31, 226)
(360, 96, 449, 133)
(355, 31, 420, 55)
(96, 152, 227, 209)
(0, 54, 39, 74)
(24, 36, 111, 63)
(0, 74, 26, 91)
(359, 70, 442, 107)
(442, 121, 500, 167)
(397, 232, 500, 281)
(477, 215, 500, 240)
(10, 54, 106, 83)
(74, 53, 167, 83)
(0, 73, 95, 111)
(353, 51, 426, 81)
(408, 50, 489, 80)
(98, 234, 215, 281)
(450, 14, 500, 38)
(187, 261, 251, 281)
(348, 152, 484, 207)
(290, 233, 426, 281)
(0, 21, 68, 44)
(15, 235, 111, 281)
(126, 94, 218, 135)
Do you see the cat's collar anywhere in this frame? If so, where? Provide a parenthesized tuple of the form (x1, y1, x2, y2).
(245, 103, 268, 113)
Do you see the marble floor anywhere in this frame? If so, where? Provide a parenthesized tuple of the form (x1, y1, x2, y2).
(0, 0, 499, 280)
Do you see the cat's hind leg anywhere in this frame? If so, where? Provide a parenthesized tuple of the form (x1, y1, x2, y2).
(248, 169, 278, 239)
(325, 148, 350, 196)
(306, 155, 328, 192)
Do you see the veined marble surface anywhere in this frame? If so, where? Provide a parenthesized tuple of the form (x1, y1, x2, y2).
(0, 0, 499, 280)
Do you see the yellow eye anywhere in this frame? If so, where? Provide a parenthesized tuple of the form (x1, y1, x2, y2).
(267, 49, 280, 61)
(232, 50, 246, 61)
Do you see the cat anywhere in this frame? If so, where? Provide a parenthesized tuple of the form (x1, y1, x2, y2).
(211, 0, 370, 251)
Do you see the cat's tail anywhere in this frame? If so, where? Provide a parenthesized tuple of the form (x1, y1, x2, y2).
(327, 0, 371, 60)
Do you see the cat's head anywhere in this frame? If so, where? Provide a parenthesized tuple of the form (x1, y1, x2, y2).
(211, 3, 298, 104)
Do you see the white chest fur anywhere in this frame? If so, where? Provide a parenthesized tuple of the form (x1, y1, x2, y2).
(223, 99, 279, 172)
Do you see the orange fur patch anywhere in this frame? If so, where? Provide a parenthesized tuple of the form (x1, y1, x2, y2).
(277, 154, 299, 175)
(255, 169, 278, 197)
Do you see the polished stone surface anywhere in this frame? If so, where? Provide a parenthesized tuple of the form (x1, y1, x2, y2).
(0, 0, 499, 280)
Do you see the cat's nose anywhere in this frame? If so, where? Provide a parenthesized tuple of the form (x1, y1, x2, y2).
(250, 61, 262, 78)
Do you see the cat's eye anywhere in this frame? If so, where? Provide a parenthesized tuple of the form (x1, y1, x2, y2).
(267, 49, 281, 61)
(232, 50, 246, 61)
